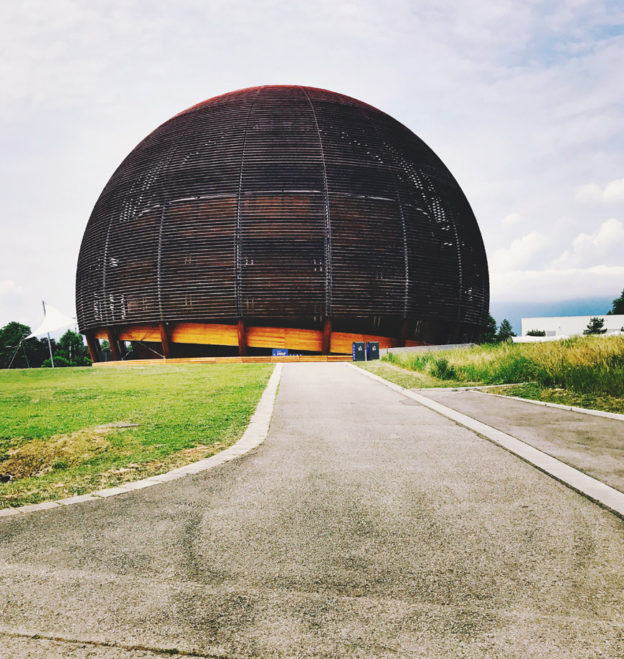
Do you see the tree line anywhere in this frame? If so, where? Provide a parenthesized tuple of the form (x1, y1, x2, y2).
(479, 316, 515, 343)
(0, 322, 90, 369)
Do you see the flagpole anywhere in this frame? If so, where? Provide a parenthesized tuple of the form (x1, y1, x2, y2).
(21, 340, 30, 368)
(42, 300, 55, 368)
(7, 340, 22, 369)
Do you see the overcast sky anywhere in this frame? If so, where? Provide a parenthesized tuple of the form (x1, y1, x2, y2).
(1, 0, 623, 329)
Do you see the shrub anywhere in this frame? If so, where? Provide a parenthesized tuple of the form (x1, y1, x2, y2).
(41, 355, 91, 368)
(496, 319, 515, 341)
(430, 358, 456, 380)
(42, 356, 71, 368)
(584, 317, 607, 335)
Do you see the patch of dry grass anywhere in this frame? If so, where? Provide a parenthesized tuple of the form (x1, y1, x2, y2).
(386, 335, 624, 396)
(1, 423, 138, 479)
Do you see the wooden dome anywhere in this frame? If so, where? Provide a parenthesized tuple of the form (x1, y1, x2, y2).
(76, 85, 488, 360)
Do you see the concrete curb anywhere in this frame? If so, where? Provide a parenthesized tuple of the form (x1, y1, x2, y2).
(350, 363, 624, 520)
(472, 389, 624, 421)
(384, 362, 623, 421)
(0, 364, 282, 519)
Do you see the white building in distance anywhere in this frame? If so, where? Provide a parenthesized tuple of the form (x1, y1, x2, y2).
(520, 315, 624, 338)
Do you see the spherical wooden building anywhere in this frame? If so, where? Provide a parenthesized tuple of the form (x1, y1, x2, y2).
(76, 85, 489, 361)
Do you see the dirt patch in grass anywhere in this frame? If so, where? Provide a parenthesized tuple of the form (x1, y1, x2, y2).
(0, 425, 134, 480)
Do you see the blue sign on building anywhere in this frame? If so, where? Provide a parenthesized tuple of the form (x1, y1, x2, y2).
(272, 348, 289, 356)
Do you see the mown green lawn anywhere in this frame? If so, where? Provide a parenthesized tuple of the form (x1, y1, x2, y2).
(0, 363, 273, 508)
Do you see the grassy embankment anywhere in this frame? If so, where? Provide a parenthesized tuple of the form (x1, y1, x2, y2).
(362, 335, 624, 414)
(0, 363, 272, 508)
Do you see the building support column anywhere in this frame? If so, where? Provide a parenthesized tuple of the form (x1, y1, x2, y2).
(398, 318, 409, 347)
(159, 322, 172, 359)
(85, 331, 100, 363)
(106, 329, 121, 361)
(237, 319, 247, 356)
(449, 322, 462, 344)
(322, 317, 332, 354)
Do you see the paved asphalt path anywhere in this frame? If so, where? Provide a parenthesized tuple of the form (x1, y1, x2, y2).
(1, 363, 624, 657)
(420, 388, 624, 493)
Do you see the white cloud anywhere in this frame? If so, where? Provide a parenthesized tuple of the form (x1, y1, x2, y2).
(0, 280, 29, 328)
(491, 265, 624, 303)
(0, 279, 23, 298)
(575, 183, 602, 202)
(553, 218, 624, 268)
(604, 178, 624, 202)
(502, 213, 521, 226)
(575, 178, 624, 203)
(490, 232, 547, 273)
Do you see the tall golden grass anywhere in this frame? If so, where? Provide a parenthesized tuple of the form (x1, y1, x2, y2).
(386, 335, 624, 395)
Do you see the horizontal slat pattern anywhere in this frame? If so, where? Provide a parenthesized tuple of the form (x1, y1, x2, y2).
(160, 198, 237, 320)
(247, 326, 323, 352)
(76, 85, 489, 346)
(94, 354, 352, 367)
(101, 321, 393, 354)
(330, 331, 396, 354)
(329, 196, 404, 316)
(170, 322, 238, 346)
(240, 193, 326, 318)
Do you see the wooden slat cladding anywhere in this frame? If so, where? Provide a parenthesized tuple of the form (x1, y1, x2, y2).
(104, 208, 161, 326)
(170, 322, 238, 346)
(160, 197, 237, 320)
(76, 85, 489, 353)
(330, 196, 404, 317)
(94, 354, 352, 367)
(246, 326, 323, 352)
(330, 331, 397, 354)
(97, 321, 390, 354)
(240, 193, 325, 318)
